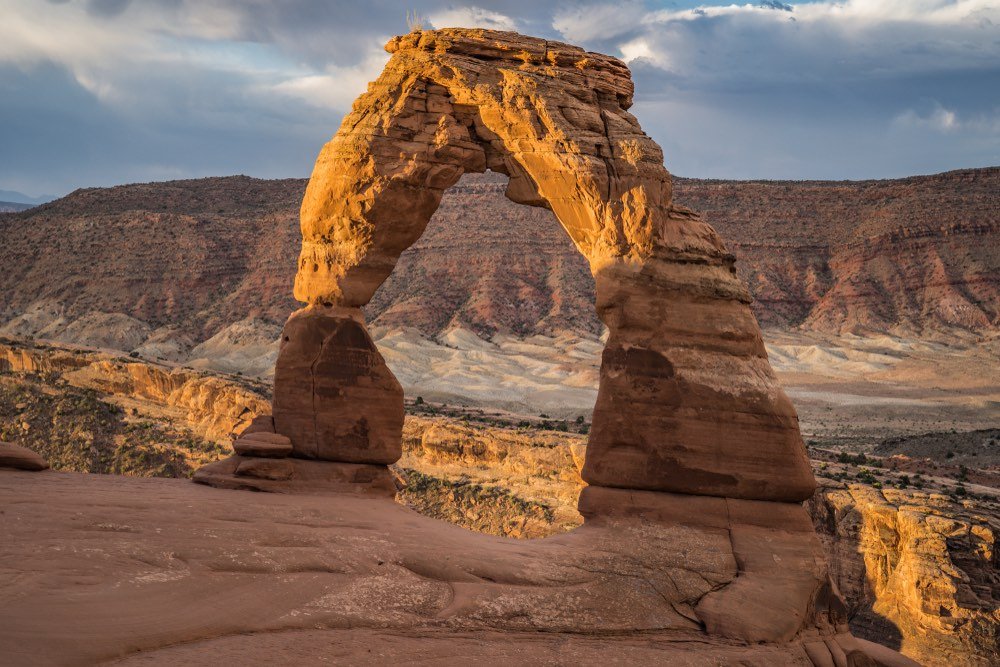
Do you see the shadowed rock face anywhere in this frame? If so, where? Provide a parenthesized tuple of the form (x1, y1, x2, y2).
(275, 28, 815, 503)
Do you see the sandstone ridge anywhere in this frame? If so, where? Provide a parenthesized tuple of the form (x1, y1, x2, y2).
(1, 338, 268, 442)
(1, 170, 994, 354)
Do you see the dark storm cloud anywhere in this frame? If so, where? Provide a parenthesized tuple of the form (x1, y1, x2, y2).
(1, 1, 998, 196)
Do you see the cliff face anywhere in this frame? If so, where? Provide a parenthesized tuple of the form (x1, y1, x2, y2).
(0, 339, 269, 442)
(1, 169, 996, 351)
(0, 177, 303, 343)
(398, 415, 586, 537)
(676, 169, 999, 338)
(367, 173, 603, 338)
(808, 484, 1000, 666)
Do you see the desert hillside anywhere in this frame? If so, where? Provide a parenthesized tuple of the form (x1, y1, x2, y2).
(1, 168, 995, 354)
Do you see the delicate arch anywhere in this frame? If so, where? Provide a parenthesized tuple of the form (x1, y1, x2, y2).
(274, 29, 816, 503)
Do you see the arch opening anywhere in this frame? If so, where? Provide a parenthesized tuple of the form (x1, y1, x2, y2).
(366, 169, 601, 537)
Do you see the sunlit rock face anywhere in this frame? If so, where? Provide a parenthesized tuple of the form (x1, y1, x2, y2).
(277, 28, 814, 503)
(236, 29, 922, 666)
(810, 483, 1000, 666)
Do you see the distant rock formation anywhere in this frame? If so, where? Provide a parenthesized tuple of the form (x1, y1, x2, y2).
(0, 338, 268, 442)
(1, 169, 995, 357)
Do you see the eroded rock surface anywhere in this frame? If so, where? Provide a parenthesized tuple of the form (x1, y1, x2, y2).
(0, 441, 49, 471)
(0, 27, 928, 667)
(276, 27, 814, 503)
(1, 338, 269, 442)
(0, 472, 909, 667)
(252, 27, 882, 663)
(810, 482, 1000, 666)
(273, 307, 402, 463)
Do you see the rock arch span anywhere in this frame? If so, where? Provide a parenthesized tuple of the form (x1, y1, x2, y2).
(188, 30, 925, 663)
(272, 28, 815, 504)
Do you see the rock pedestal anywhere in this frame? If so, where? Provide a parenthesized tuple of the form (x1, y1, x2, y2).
(192, 417, 395, 496)
(272, 306, 402, 464)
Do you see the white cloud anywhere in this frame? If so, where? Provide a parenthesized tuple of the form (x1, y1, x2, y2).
(893, 104, 1000, 135)
(0, 0, 997, 194)
(552, 1, 648, 42)
(271, 48, 391, 111)
(893, 104, 960, 132)
(557, 0, 1000, 85)
(428, 6, 518, 30)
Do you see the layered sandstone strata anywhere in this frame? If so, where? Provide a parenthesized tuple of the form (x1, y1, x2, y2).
(1, 338, 268, 441)
(272, 307, 402, 463)
(276, 28, 814, 502)
(810, 482, 1000, 666)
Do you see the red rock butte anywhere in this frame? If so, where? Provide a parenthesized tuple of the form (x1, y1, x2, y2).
(0, 28, 918, 666)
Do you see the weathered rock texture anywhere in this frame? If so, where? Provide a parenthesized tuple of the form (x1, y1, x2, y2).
(398, 413, 999, 665)
(276, 28, 814, 503)
(0, 471, 912, 666)
(1, 338, 268, 442)
(810, 483, 1000, 666)
(247, 30, 899, 663)
(273, 307, 402, 463)
(0, 441, 49, 471)
(2, 169, 995, 352)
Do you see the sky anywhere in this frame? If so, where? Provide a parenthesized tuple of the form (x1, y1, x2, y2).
(1, 0, 998, 198)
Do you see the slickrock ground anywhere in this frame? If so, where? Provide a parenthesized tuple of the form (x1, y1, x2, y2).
(2, 470, 893, 667)
(1, 341, 997, 664)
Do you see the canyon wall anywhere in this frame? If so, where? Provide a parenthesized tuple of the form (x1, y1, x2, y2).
(808, 483, 999, 666)
(1, 168, 995, 355)
(1, 339, 268, 441)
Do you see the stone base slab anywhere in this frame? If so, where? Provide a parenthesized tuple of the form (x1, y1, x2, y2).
(193, 455, 397, 497)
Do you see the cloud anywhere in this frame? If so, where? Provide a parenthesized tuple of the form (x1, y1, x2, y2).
(893, 103, 1000, 135)
(271, 48, 391, 110)
(893, 104, 960, 133)
(553, 0, 1000, 178)
(0, 0, 997, 195)
(428, 6, 519, 30)
(85, 0, 131, 18)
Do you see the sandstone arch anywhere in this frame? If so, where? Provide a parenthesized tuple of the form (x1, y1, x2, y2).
(271, 28, 815, 504)
(184, 30, 926, 663)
